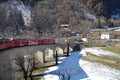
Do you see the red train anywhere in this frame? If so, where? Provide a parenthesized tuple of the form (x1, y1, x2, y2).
(0, 38, 55, 51)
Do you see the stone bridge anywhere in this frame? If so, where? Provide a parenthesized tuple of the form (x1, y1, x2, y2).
(0, 43, 81, 80)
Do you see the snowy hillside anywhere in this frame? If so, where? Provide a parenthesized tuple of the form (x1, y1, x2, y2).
(42, 48, 120, 80)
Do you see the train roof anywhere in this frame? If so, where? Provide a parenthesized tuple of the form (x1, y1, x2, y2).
(14, 38, 54, 40)
(0, 38, 11, 40)
(0, 38, 54, 40)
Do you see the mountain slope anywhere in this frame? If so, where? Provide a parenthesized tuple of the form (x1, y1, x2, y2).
(0, 0, 120, 38)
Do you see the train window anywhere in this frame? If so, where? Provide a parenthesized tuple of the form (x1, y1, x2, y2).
(38, 40, 42, 45)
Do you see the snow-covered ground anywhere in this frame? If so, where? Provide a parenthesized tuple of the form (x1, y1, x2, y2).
(81, 47, 120, 57)
(79, 60, 120, 80)
(42, 48, 120, 80)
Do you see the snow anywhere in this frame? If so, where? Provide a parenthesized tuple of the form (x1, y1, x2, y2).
(42, 48, 120, 80)
(84, 12, 97, 21)
(82, 38, 88, 42)
(81, 47, 120, 57)
(79, 60, 120, 80)
(43, 74, 59, 80)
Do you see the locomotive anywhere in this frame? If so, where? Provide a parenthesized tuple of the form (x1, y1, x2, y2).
(0, 38, 55, 51)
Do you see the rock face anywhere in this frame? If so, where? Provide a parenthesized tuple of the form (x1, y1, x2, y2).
(0, 0, 120, 38)
(0, 0, 31, 37)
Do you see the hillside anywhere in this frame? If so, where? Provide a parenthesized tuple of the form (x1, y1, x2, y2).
(0, 0, 120, 38)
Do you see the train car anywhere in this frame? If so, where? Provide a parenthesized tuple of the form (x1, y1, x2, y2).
(0, 44, 11, 50)
(0, 39, 9, 45)
(13, 39, 29, 46)
(0, 38, 55, 51)
(42, 39, 47, 45)
(49, 38, 55, 44)
(40, 38, 55, 45)
(12, 39, 21, 47)
(20, 39, 29, 46)
(47, 38, 55, 44)
(28, 39, 38, 45)
(0, 39, 12, 50)
(37, 39, 42, 45)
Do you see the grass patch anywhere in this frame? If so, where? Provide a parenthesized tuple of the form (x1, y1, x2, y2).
(82, 52, 120, 70)
(84, 43, 106, 47)
(101, 55, 120, 61)
(89, 32, 100, 40)
(102, 46, 120, 55)
(34, 62, 55, 73)
(17, 61, 56, 80)
(17, 76, 41, 80)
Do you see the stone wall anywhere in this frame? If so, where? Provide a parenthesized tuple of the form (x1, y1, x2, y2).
(0, 54, 15, 80)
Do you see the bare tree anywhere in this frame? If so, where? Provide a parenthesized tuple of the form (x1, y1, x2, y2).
(31, 8, 57, 37)
(14, 52, 36, 80)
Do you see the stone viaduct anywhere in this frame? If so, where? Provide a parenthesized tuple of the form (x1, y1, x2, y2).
(0, 40, 80, 80)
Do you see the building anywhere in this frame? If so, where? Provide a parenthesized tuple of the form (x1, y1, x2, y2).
(101, 32, 110, 40)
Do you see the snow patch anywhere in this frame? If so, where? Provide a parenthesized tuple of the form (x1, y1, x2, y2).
(43, 66, 59, 80)
(81, 47, 120, 57)
(45, 66, 58, 73)
(84, 12, 97, 21)
(43, 74, 59, 80)
(82, 38, 88, 42)
(79, 60, 120, 80)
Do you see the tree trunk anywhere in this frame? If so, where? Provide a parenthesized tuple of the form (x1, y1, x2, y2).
(30, 72, 33, 80)
(55, 51, 58, 65)
(24, 74, 27, 80)
(66, 42, 69, 56)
